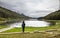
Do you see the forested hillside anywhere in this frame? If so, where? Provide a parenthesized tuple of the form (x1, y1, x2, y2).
(0, 6, 30, 21)
(44, 10, 60, 20)
(0, 7, 21, 19)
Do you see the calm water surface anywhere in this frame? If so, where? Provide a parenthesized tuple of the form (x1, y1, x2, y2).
(10, 19, 50, 27)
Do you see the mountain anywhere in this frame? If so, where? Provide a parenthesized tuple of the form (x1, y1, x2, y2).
(0, 6, 30, 21)
(44, 10, 60, 20)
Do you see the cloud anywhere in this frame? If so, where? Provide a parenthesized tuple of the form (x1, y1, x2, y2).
(0, 0, 59, 18)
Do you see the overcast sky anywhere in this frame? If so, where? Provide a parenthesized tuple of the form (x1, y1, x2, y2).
(0, 0, 60, 18)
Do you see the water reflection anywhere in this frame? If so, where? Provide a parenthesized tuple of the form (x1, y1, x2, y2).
(0, 19, 56, 28)
(10, 19, 50, 27)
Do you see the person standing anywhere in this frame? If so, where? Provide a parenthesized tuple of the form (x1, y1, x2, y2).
(22, 20, 25, 32)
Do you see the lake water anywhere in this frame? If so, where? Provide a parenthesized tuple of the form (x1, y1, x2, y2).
(10, 19, 50, 27)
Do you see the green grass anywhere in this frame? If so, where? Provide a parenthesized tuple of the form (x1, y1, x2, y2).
(2, 26, 60, 33)
(0, 27, 60, 38)
(0, 25, 8, 29)
(0, 24, 8, 29)
(0, 21, 9, 29)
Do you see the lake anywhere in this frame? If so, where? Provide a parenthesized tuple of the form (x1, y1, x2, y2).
(0, 19, 57, 28)
(0, 19, 56, 32)
(10, 19, 50, 27)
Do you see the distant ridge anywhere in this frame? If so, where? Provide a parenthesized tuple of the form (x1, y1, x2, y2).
(44, 10, 60, 20)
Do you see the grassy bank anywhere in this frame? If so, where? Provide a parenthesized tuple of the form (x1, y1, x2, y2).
(0, 27, 60, 38)
(0, 25, 8, 29)
(2, 26, 60, 33)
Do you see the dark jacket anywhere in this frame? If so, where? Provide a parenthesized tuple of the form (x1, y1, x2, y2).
(22, 21, 25, 28)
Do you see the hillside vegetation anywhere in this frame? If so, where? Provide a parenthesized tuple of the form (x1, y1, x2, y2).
(44, 10, 60, 20)
(0, 6, 21, 20)
(0, 6, 30, 21)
